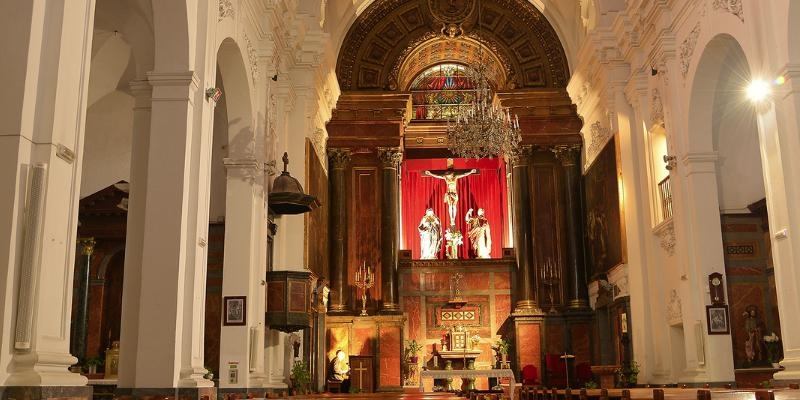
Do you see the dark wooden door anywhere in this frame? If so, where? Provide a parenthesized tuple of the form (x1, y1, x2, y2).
(349, 355, 374, 393)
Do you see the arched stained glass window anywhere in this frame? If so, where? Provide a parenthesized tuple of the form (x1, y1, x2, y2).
(410, 63, 478, 120)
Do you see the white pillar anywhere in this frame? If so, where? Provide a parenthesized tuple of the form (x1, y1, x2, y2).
(127, 70, 211, 388)
(117, 79, 152, 388)
(0, 0, 95, 387)
(219, 157, 267, 388)
(674, 153, 735, 382)
(763, 64, 800, 381)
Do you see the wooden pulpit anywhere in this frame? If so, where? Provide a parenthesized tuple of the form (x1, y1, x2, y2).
(349, 355, 374, 393)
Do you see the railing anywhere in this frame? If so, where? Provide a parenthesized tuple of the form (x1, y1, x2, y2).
(658, 176, 673, 221)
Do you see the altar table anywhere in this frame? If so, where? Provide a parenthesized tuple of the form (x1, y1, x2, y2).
(419, 369, 516, 400)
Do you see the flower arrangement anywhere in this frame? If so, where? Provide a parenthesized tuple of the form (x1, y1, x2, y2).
(445, 230, 463, 245)
(764, 332, 782, 363)
(494, 338, 510, 355)
(470, 334, 481, 346)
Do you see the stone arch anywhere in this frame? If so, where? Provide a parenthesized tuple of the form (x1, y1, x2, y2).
(336, 0, 570, 91)
(216, 38, 254, 157)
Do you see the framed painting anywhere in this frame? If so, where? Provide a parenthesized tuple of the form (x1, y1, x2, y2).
(706, 305, 730, 335)
(223, 296, 247, 326)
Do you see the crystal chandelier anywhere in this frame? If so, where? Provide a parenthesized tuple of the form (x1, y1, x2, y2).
(446, 33, 521, 158)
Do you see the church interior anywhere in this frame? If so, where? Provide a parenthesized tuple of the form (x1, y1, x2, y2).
(3, 1, 800, 400)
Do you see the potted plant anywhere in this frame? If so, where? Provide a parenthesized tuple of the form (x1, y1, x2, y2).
(84, 357, 104, 375)
(764, 332, 782, 367)
(405, 339, 424, 363)
(203, 366, 215, 380)
(290, 359, 311, 395)
(494, 338, 510, 362)
(616, 360, 639, 388)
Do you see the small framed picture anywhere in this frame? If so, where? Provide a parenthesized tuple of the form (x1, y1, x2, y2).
(223, 296, 247, 326)
(706, 305, 730, 335)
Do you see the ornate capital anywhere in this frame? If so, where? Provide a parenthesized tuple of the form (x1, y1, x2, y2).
(551, 144, 581, 167)
(327, 148, 351, 169)
(78, 238, 96, 256)
(507, 145, 534, 167)
(377, 147, 403, 169)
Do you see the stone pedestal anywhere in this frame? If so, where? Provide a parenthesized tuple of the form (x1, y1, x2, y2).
(590, 365, 619, 389)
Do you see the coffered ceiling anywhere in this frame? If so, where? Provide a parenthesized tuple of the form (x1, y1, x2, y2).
(336, 0, 570, 92)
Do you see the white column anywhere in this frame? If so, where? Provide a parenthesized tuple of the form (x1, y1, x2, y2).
(674, 153, 735, 382)
(128, 70, 211, 388)
(0, 0, 95, 386)
(219, 158, 266, 389)
(117, 79, 152, 388)
(763, 64, 800, 381)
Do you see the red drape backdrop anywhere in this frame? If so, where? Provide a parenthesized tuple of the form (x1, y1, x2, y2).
(401, 158, 508, 259)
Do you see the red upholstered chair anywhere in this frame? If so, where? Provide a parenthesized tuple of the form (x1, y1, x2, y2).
(521, 364, 540, 386)
(545, 354, 567, 388)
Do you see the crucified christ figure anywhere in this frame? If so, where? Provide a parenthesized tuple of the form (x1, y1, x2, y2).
(424, 167, 477, 228)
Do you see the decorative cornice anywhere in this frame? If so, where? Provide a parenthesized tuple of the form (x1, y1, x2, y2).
(551, 144, 581, 167)
(507, 145, 534, 167)
(679, 24, 701, 78)
(377, 147, 403, 169)
(243, 33, 258, 85)
(218, 0, 234, 22)
(654, 219, 676, 257)
(651, 88, 664, 127)
(585, 121, 611, 168)
(327, 148, 351, 169)
(712, 0, 743, 23)
(223, 157, 263, 172)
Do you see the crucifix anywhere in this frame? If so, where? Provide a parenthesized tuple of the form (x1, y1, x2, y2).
(423, 158, 478, 228)
(352, 359, 368, 391)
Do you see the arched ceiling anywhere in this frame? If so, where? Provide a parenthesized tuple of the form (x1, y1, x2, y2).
(336, 0, 570, 92)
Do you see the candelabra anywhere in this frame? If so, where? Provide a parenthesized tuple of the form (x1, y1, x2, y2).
(354, 262, 374, 316)
(540, 258, 560, 314)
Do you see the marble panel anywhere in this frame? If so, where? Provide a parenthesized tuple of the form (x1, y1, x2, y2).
(403, 295, 422, 340)
(379, 325, 402, 387)
(516, 323, 542, 370)
(353, 325, 376, 355)
(461, 272, 491, 291)
(494, 294, 511, 328)
(494, 271, 511, 289)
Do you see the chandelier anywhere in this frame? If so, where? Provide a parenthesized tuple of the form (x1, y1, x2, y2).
(446, 23, 520, 158)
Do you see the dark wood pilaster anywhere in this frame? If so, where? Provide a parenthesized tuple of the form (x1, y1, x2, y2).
(377, 147, 402, 313)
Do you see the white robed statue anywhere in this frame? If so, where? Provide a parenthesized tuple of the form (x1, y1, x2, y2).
(465, 208, 492, 258)
(418, 208, 442, 259)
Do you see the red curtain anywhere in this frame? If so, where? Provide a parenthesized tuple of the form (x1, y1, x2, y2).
(401, 158, 508, 259)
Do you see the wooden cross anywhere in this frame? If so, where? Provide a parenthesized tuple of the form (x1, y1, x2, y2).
(353, 360, 368, 390)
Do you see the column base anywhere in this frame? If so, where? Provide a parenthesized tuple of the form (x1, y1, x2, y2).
(6, 352, 88, 386)
(1, 386, 92, 400)
(379, 302, 402, 314)
(179, 366, 214, 387)
(567, 299, 590, 309)
(774, 357, 800, 382)
(513, 300, 544, 315)
(328, 304, 350, 313)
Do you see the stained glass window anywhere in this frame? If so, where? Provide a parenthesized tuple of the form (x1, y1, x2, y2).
(410, 64, 478, 120)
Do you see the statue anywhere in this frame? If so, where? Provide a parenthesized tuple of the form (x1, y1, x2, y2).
(743, 305, 765, 363)
(424, 167, 478, 227)
(418, 208, 442, 259)
(465, 208, 491, 258)
(328, 349, 351, 392)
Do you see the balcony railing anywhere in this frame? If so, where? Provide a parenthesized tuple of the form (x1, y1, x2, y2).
(658, 176, 673, 221)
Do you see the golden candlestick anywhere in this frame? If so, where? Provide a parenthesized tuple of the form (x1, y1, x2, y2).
(354, 261, 374, 316)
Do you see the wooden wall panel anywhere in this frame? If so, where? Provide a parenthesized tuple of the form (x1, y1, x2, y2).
(531, 161, 565, 307)
(349, 165, 382, 309)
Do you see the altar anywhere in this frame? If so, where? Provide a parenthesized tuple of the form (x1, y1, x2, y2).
(419, 369, 516, 400)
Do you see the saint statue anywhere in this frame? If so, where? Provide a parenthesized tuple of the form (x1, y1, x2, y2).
(465, 208, 491, 258)
(418, 208, 442, 259)
(424, 167, 477, 227)
(328, 349, 350, 392)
